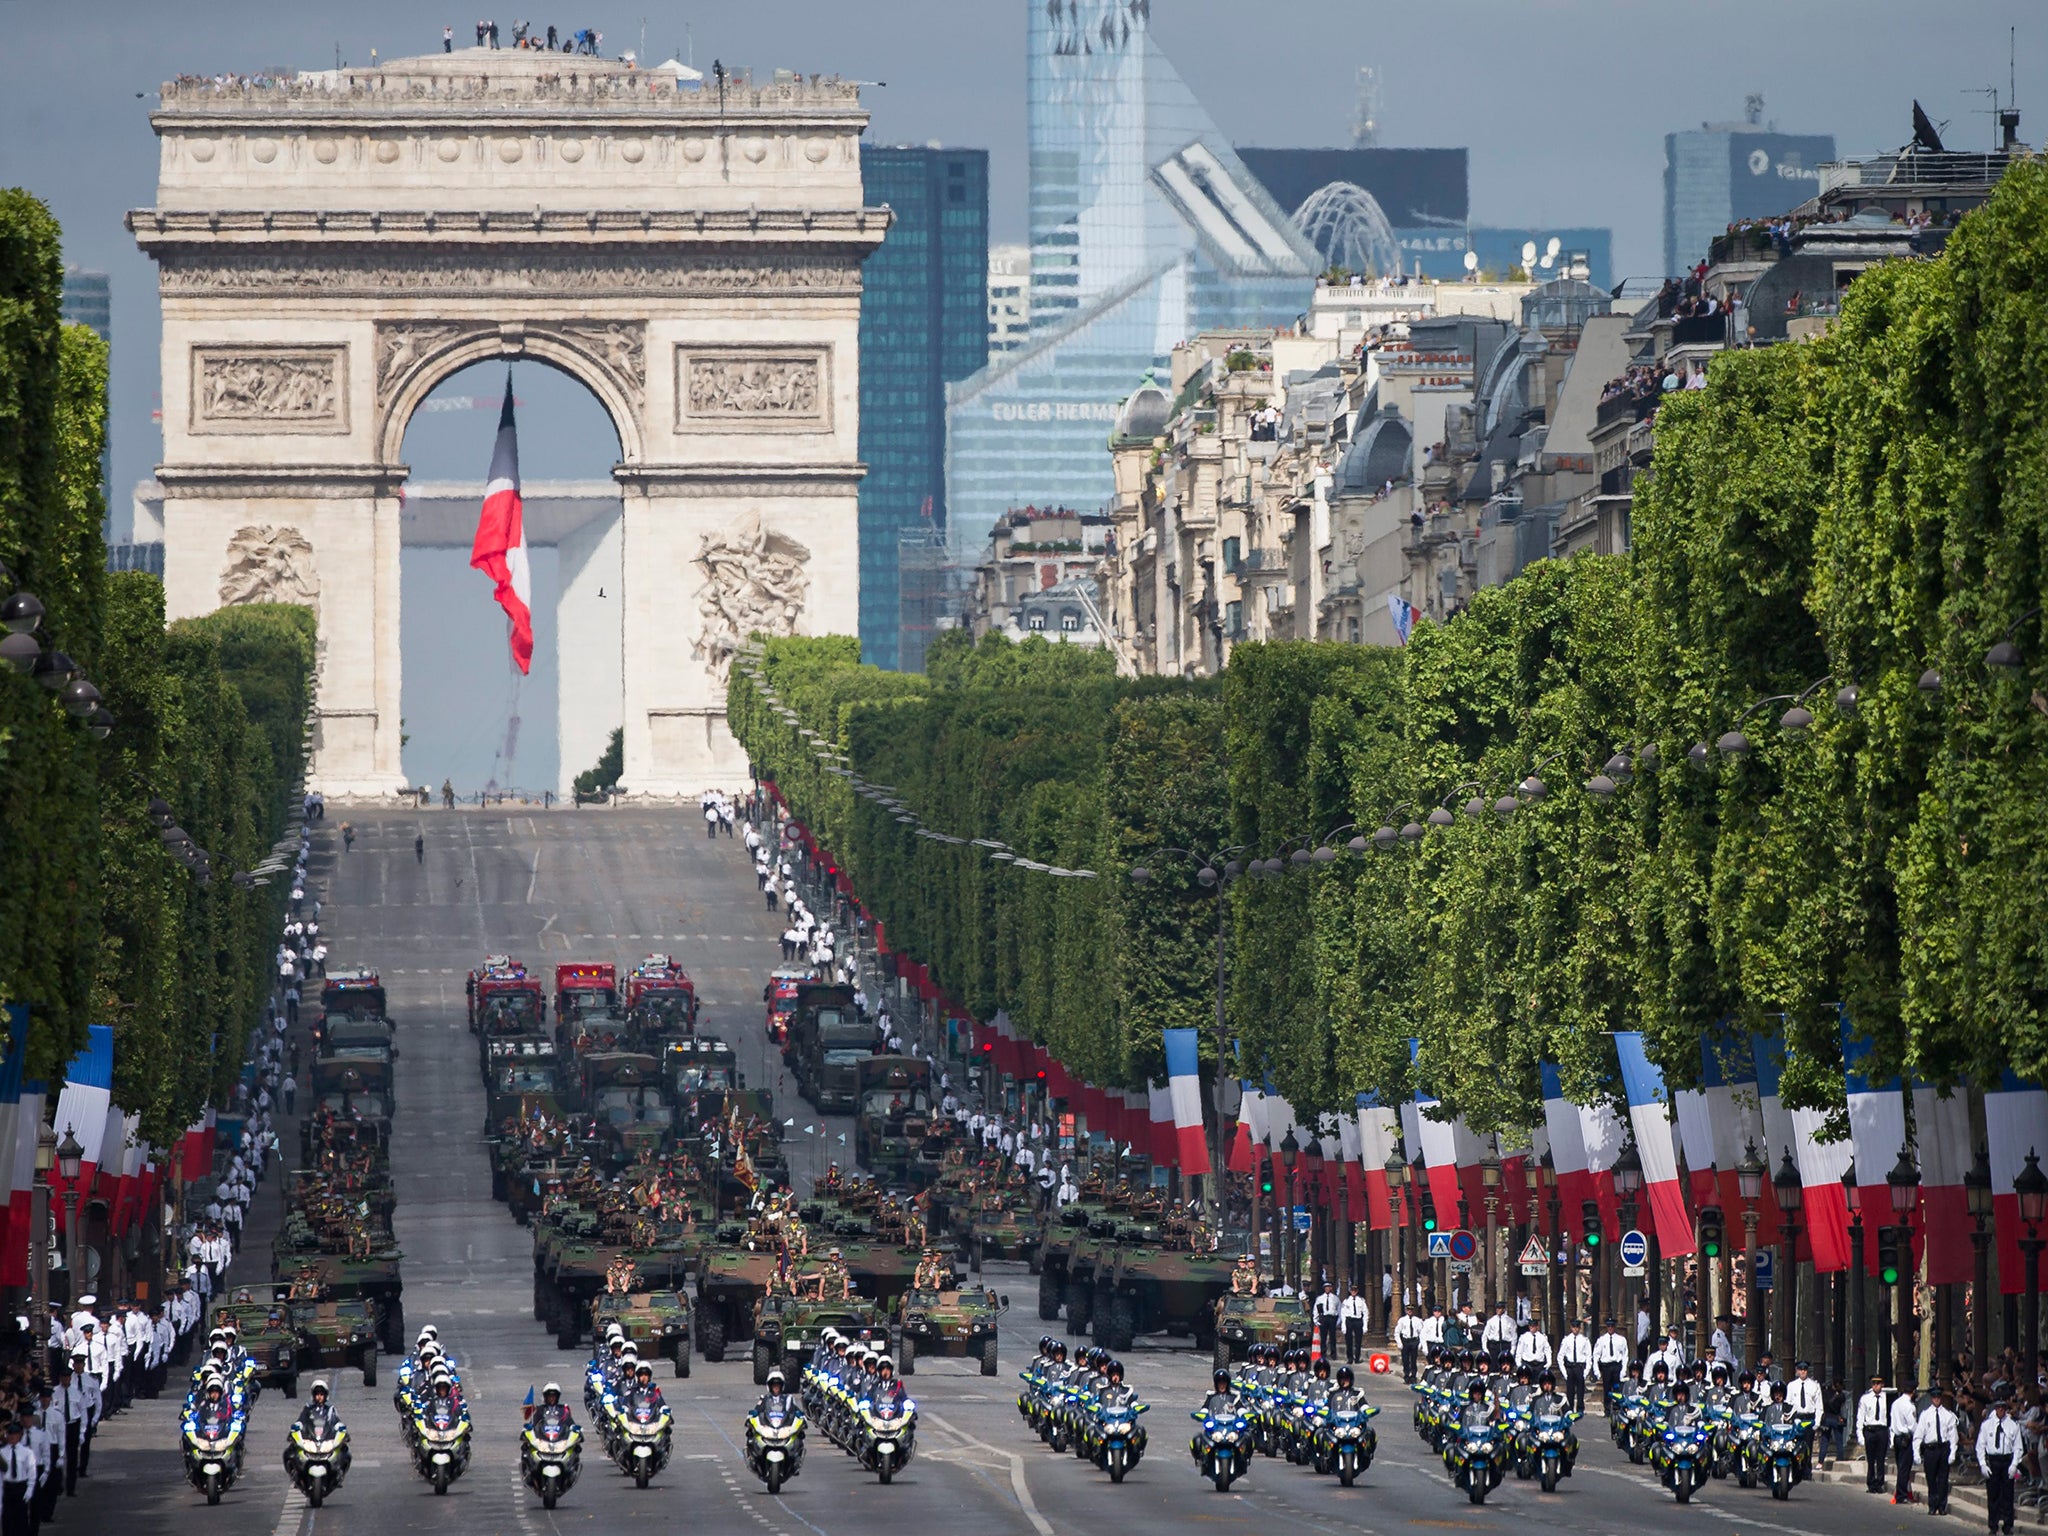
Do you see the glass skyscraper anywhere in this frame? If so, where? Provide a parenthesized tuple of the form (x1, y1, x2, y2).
(858, 146, 990, 670)
(60, 266, 112, 536)
(944, 0, 1317, 561)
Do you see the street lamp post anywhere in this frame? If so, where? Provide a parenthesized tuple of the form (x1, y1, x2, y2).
(30, 1119, 54, 1379)
(1385, 1150, 1408, 1338)
(1844, 1166, 1866, 1387)
(55, 1125, 83, 1300)
(1613, 1142, 1643, 1332)
(1888, 1146, 1922, 1388)
(2014, 1148, 2048, 1383)
(1966, 1147, 1994, 1372)
(1280, 1130, 1301, 1294)
(1773, 1150, 1805, 1367)
(1738, 1141, 1766, 1370)
(1480, 1146, 1502, 1315)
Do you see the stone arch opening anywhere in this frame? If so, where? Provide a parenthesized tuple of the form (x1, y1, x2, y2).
(395, 358, 626, 798)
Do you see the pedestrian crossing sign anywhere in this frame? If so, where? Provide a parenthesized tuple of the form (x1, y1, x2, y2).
(1517, 1235, 1548, 1267)
(1427, 1232, 1452, 1258)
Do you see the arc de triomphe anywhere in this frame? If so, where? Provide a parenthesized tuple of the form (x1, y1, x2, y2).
(130, 49, 885, 796)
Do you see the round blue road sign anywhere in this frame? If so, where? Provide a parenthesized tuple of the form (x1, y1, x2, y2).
(1618, 1229, 1649, 1267)
(1448, 1229, 1479, 1263)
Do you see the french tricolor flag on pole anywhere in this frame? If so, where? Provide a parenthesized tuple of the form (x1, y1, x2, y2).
(470, 374, 533, 675)
(1985, 1072, 2048, 1295)
(52, 1025, 113, 1228)
(1539, 1063, 1591, 1240)
(1614, 1032, 1696, 1257)
(1161, 1028, 1209, 1175)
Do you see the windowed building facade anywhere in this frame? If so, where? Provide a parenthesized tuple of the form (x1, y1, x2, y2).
(944, 0, 1317, 563)
(858, 146, 990, 669)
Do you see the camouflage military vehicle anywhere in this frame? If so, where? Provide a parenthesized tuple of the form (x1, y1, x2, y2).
(533, 1205, 692, 1350)
(1088, 1218, 1240, 1354)
(575, 1052, 674, 1169)
(899, 1287, 1006, 1376)
(483, 1035, 562, 1134)
(694, 1233, 779, 1363)
(216, 1293, 304, 1398)
(967, 1190, 1039, 1271)
(269, 1221, 406, 1354)
(1036, 1200, 1114, 1335)
(591, 1289, 692, 1377)
(289, 1293, 382, 1386)
(1209, 1292, 1312, 1369)
(852, 1056, 933, 1180)
(750, 1293, 894, 1384)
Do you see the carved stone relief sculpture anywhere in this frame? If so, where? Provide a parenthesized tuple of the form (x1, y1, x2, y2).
(191, 346, 346, 434)
(219, 523, 320, 607)
(677, 348, 828, 430)
(374, 321, 490, 407)
(691, 509, 810, 678)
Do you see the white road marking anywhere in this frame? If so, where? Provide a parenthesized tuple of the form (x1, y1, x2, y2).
(921, 1409, 1053, 1536)
(271, 1484, 307, 1536)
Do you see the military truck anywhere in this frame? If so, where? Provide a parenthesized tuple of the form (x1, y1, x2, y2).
(484, 1035, 562, 1134)
(750, 1294, 893, 1384)
(1210, 1293, 1312, 1369)
(663, 1036, 740, 1123)
(694, 1235, 780, 1363)
(967, 1190, 1040, 1272)
(591, 1289, 692, 1377)
(268, 1229, 406, 1356)
(470, 960, 545, 1061)
(787, 983, 866, 1114)
(289, 1293, 383, 1386)
(313, 970, 388, 1048)
(1036, 1200, 1109, 1334)
(852, 1056, 933, 1180)
(216, 1293, 304, 1398)
(577, 1052, 674, 1169)
(532, 1207, 692, 1351)
(302, 1057, 393, 1158)
(899, 1287, 1006, 1376)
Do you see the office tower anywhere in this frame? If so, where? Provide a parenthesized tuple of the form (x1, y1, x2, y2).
(858, 146, 990, 669)
(944, 0, 1317, 561)
(60, 266, 113, 535)
(987, 244, 1032, 355)
(1664, 105, 1833, 275)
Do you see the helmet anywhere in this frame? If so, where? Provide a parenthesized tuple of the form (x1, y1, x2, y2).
(418, 1325, 439, 1344)
(766, 1368, 786, 1390)
(543, 1382, 563, 1399)
(875, 1355, 896, 1378)
(1469, 1381, 1488, 1400)
(1768, 1380, 1787, 1398)
(1539, 1371, 1556, 1389)
(310, 1378, 330, 1396)
(1106, 1360, 1125, 1382)
(1336, 1366, 1355, 1388)
(1313, 1357, 1331, 1379)
(634, 1364, 653, 1381)
(1213, 1368, 1231, 1389)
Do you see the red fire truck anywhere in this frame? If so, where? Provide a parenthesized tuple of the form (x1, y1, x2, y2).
(622, 954, 697, 1036)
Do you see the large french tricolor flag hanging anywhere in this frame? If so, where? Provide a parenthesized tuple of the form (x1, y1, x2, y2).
(1841, 1022, 1910, 1276)
(1408, 1041, 1464, 1227)
(1614, 1032, 1696, 1257)
(1161, 1028, 1210, 1175)
(1910, 1077, 1973, 1287)
(1356, 1091, 1400, 1232)
(1539, 1063, 1590, 1240)
(0, 1006, 37, 1287)
(1985, 1072, 2048, 1295)
(470, 375, 533, 675)
(1753, 1030, 1850, 1272)
(52, 1025, 113, 1228)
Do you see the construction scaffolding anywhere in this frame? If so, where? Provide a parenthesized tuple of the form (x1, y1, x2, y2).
(896, 527, 964, 673)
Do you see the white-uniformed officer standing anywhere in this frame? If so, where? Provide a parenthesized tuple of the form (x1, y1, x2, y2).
(1556, 1320, 1594, 1414)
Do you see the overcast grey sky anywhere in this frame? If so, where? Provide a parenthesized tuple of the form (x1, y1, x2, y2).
(0, 0, 2035, 495)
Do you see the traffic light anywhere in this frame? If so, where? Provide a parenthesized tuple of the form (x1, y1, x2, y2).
(1582, 1199, 1603, 1249)
(1421, 1198, 1439, 1234)
(1260, 1158, 1274, 1197)
(1878, 1226, 1903, 1287)
(1698, 1206, 1723, 1259)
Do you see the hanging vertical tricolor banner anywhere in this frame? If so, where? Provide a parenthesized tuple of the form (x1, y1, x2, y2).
(1408, 1041, 1464, 1228)
(0, 1007, 37, 1287)
(1910, 1078, 1974, 1287)
(1752, 1030, 1850, 1272)
(1161, 1028, 1209, 1175)
(1145, 1080, 1177, 1170)
(470, 374, 534, 675)
(1356, 1091, 1401, 1232)
(1539, 1063, 1591, 1240)
(52, 1024, 114, 1227)
(1701, 1026, 1776, 1232)
(181, 1107, 217, 1182)
(1671, 1083, 1720, 1208)
(1613, 1033, 1696, 1257)
(1985, 1071, 2048, 1295)
(1841, 1021, 1910, 1276)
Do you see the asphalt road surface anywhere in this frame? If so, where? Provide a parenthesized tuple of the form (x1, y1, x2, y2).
(80, 806, 1945, 1536)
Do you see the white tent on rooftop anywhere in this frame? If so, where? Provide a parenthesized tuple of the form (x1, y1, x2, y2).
(653, 58, 704, 82)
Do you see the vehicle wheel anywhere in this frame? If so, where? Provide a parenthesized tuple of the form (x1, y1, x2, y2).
(980, 1337, 999, 1377)
(1110, 1455, 1127, 1484)
(308, 1478, 327, 1508)
(1737, 1469, 1753, 1489)
(557, 1313, 580, 1351)
(767, 1462, 784, 1495)
(1771, 1476, 1790, 1502)
(899, 1337, 916, 1376)
(383, 1300, 406, 1356)
(284, 1373, 299, 1400)
(541, 1487, 558, 1510)
(207, 1488, 221, 1507)
(635, 1468, 651, 1489)
(434, 1468, 450, 1495)
(491, 1166, 509, 1202)
(1469, 1481, 1487, 1505)
(1037, 1271, 1061, 1322)
(1541, 1466, 1558, 1493)
(700, 1317, 727, 1364)
(1676, 1479, 1692, 1504)
(753, 1342, 773, 1386)
(1065, 1282, 1091, 1336)
(533, 1281, 548, 1322)
(362, 1347, 377, 1388)
(674, 1347, 690, 1379)
(1214, 1469, 1233, 1493)
(879, 1461, 893, 1486)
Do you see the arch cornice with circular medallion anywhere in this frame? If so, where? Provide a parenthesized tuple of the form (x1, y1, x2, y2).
(373, 317, 646, 466)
